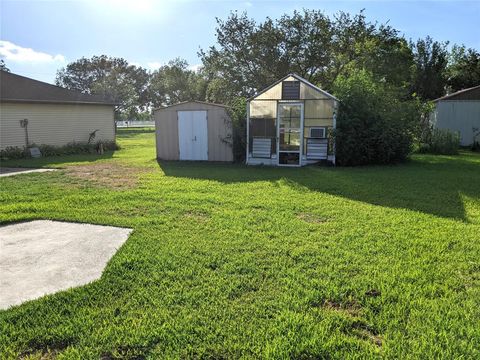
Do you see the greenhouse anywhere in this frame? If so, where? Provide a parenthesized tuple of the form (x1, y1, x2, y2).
(246, 73, 339, 166)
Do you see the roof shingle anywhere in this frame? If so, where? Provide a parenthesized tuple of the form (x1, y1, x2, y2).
(0, 70, 116, 105)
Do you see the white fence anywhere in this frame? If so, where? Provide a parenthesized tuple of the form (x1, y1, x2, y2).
(116, 121, 155, 128)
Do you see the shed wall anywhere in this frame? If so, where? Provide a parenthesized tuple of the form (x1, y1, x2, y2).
(0, 102, 115, 150)
(154, 103, 233, 161)
(434, 100, 480, 146)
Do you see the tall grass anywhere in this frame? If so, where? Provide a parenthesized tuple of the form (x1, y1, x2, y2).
(418, 128, 460, 155)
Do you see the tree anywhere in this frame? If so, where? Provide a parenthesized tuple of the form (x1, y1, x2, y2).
(410, 36, 449, 100)
(333, 69, 419, 166)
(0, 59, 10, 72)
(447, 45, 480, 92)
(200, 9, 414, 98)
(149, 58, 207, 108)
(56, 55, 150, 119)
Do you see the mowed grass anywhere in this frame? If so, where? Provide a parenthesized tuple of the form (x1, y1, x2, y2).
(1, 128, 479, 359)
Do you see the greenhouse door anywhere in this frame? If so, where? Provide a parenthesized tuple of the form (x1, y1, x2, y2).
(277, 103, 303, 166)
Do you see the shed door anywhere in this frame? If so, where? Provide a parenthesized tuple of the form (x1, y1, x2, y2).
(178, 111, 208, 160)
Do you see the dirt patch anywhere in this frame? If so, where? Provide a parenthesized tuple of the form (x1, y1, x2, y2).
(352, 322, 383, 347)
(365, 289, 381, 298)
(19, 338, 73, 359)
(66, 162, 151, 190)
(297, 213, 328, 224)
(320, 299, 362, 317)
(183, 210, 210, 222)
(100, 345, 151, 360)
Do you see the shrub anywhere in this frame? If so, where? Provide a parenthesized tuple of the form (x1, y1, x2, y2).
(418, 128, 460, 155)
(472, 128, 480, 152)
(333, 70, 419, 166)
(0, 146, 29, 160)
(472, 141, 480, 152)
(227, 97, 247, 162)
(0, 141, 119, 161)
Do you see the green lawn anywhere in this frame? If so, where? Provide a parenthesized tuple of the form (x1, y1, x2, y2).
(1, 128, 479, 359)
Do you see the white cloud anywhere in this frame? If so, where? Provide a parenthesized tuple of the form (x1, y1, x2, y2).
(0, 40, 65, 64)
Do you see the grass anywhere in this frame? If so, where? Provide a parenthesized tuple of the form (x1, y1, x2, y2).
(1, 127, 479, 359)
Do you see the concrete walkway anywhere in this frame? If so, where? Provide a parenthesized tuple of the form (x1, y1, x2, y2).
(0, 168, 57, 177)
(0, 220, 132, 309)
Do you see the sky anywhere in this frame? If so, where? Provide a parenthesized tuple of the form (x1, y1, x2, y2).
(1, 0, 479, 84)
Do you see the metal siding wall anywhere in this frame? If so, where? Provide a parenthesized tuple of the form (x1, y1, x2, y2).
(154, 108, 179, 160)
(0, 102, 115, 150)
(207, 108, 233, 161)
(435, 101, 480, 146)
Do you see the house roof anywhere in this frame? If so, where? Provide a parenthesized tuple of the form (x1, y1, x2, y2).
(153, 100, 229, 112)
(0, 70, 117, 105)
(248, 73, 339, 102)
(434, 85, 480, 102)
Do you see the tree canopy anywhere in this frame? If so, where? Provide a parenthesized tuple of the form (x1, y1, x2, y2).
(149, 58, 207, 108)
(200, 9, 415, 101)
(447, 45, 480, 92)
(0, 60, 9, 72)
(410, 36, 449, 100)
(56, 55, 150, 119)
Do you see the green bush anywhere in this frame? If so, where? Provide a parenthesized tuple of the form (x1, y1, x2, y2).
(227, 97, 247, 162)
(472, 141, 480, 152)
(0, 141, 119, 161)
(472, 129, 480, 152)
(333, 70, 419, 166)
(418, 128, 460, 155)
(0, 146, 29, 161)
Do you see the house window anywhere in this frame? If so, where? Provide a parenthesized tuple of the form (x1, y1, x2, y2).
(309, 127, 326, 138)
(282, 81, 300, 100)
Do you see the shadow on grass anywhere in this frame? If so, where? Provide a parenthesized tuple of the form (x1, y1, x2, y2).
(159, 152, 480, 221)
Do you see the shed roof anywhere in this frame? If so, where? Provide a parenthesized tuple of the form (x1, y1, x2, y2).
(153, 100, 229, 112)
(248, 73, 339, 102)
(434, 85, 480, 102)
(0, 70, 117, 105)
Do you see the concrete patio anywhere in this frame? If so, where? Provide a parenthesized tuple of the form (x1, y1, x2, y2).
(0, 220, 132, 309)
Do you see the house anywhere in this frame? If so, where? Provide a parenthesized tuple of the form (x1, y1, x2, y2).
(154, 101, 233, 162)
(431, 85, 480, 146)
(246, 73, 339, 166)
(0, 71, 116, 150)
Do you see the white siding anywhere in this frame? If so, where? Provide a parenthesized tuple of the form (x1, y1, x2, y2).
(433, 101, 480, 146)
(0, 102, 115, 149)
